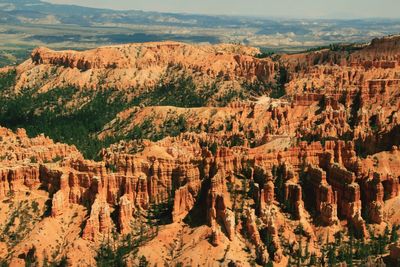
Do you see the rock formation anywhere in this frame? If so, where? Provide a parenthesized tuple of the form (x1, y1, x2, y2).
(1, 35, 400, 266)
(15, 42, 275, 94)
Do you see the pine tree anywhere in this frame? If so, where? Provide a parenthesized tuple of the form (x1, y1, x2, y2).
(138, 256, 149, 267)
(384, 225, 390, 244)
(297, 238, 303, 263)
(25, 247, 38, 267)
(327, 245, 336, 266)
(42, 253, 50, 267)
(348, 231, 354, 264)
(354, 239, 362, 260)
(337, 246, 346, 262)
(391, 224, 399, 243)
(334, 231, 343, 246)
(309, 253, 317, 266)
(320, 250, 326, 266)
(378, 234, 385, 254)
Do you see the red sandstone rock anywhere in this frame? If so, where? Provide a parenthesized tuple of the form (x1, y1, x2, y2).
(118, 194, 135, 234)
(307, 165, 339, 225)
(16, 42, 275, 93)
(172, 185, 196, 222)
(207, 167, 235, 241)
(83, 195, 113, 241)
(2, 35, 400, 266)
(244, 208, 261, 246)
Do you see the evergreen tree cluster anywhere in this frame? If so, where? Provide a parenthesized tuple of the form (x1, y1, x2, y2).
(0, 69, 16, 90)
(0, 87, 127, 160)
(138, 76, 216, 108)
(95, 233, 146, 267)
(313, 226, 398, 266)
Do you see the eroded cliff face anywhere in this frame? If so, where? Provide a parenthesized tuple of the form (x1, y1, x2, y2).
(1, 35, 400, 266)
(283, 36, 400, 108)
(2, 126, 400, 265)
(14, 41, 275, 94)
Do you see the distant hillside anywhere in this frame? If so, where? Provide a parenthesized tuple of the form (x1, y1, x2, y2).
(0, 0, 260, 28)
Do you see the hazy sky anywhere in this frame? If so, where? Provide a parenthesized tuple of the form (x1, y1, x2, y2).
(46, 0, 400, 19)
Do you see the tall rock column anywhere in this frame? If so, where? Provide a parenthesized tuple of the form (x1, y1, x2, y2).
(207, 166, 235, 243)
(82, 195, 113, 241)
(362, 173, 384, 224)
(307, 165, 338, 225)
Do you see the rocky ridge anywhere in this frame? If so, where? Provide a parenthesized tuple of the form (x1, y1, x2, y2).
(15, 41, 275, 95)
